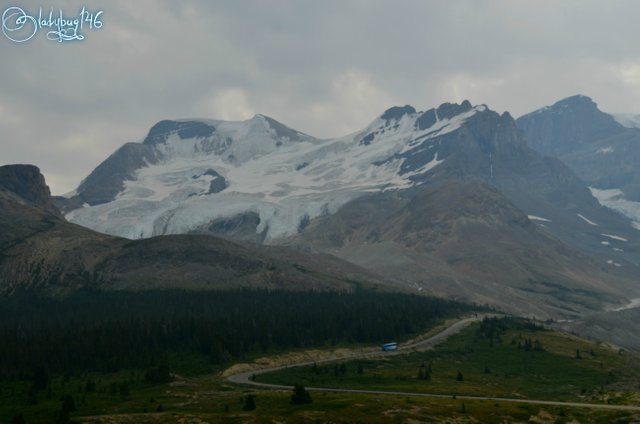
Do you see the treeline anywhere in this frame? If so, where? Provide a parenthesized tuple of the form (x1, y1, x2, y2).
(0, 289, 473, 379)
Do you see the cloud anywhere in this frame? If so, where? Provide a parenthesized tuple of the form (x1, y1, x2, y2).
(201, 88, 255, 121)
(305, 69, 399, 137)
(1, 0, 640, 193)
(616, 62, 640, 87)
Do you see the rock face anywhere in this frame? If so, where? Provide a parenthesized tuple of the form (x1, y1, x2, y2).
(516, 95, 625, 156)
(517, 95, 640, 205)
(70, 143, 162, 208)
(143, 120, 217, 145)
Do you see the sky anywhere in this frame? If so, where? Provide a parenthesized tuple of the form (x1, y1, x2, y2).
(2, 0, 640, 194)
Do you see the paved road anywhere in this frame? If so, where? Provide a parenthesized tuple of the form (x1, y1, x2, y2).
(226, 315, 640, 412)
(227, 316, 480, 386)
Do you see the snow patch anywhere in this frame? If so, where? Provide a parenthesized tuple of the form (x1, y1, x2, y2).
(527, 215, 551, 222)
(412, 152, 444, 175)
(611, 298, 640, 311)
(590, 187, 640, 230)
(601, 233, 628, 242)
(577, 214, 598, 226)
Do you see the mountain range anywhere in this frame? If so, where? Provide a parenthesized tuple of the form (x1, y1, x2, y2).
(2, 98, 621, 318)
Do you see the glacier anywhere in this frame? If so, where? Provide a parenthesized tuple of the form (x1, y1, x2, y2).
(65, 105, 484, 241)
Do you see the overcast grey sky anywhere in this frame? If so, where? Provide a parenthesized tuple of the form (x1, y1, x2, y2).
(2, 0, 640, 194)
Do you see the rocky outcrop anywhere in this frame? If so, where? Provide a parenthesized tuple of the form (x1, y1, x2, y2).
(0, 165, 61, 216)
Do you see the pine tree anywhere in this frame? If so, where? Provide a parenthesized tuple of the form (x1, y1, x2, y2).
(243, 394, 256, 411)
(11, 413, 25, 424)
(534, 339, 544, 352)
(32, 366, 49, 391)
(290, 384, 312, 404)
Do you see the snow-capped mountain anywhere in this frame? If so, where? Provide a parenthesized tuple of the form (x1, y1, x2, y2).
(63, 102, 485, 241)
(62, 100, 639, 266)
(50, 100, 640, 316)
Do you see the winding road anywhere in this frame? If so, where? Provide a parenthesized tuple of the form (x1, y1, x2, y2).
(226, 315, 640, 412)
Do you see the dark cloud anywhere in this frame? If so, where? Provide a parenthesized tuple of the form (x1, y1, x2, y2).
(1, 0, 640, 193)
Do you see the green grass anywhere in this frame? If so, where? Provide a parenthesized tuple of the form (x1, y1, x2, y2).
(256, 319, 640, 403)
(2, 319, 640, 423)
(4, 377, 636, 424)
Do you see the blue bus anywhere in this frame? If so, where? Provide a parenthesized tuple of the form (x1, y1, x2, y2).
(382, 342, 398, 351)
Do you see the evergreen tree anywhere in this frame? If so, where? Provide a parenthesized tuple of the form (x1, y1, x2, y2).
(290, 384, 312, 404)
(534, 339, 544, 352)
(32, 366, 49, 391)
(84, 379, 97, 393)
(242, 394, 256, 411)
(11, 413, 25, 424)
(61, 394, 76, 413)
(145, 363, 172, 384)
(119, 382, 130, 401)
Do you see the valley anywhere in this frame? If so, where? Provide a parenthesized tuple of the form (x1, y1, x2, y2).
(2, 316, 639, 423)
(3, 3, 640, 422)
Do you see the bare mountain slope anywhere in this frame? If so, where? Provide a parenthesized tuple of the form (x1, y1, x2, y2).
(289, 180, 640, 318)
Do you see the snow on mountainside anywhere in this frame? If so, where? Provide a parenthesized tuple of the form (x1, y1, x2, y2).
(591, 187, 640, 230)
(66, 102, 484, 240)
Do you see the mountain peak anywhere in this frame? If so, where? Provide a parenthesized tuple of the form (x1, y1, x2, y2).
(558, 94, 593, 103)
(516, 95, 624, 156)
(553, 94, 597, 109)
(143, 119, 216, 145)
(381, 105, 417, 122)
(254, 114, 314, 142)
